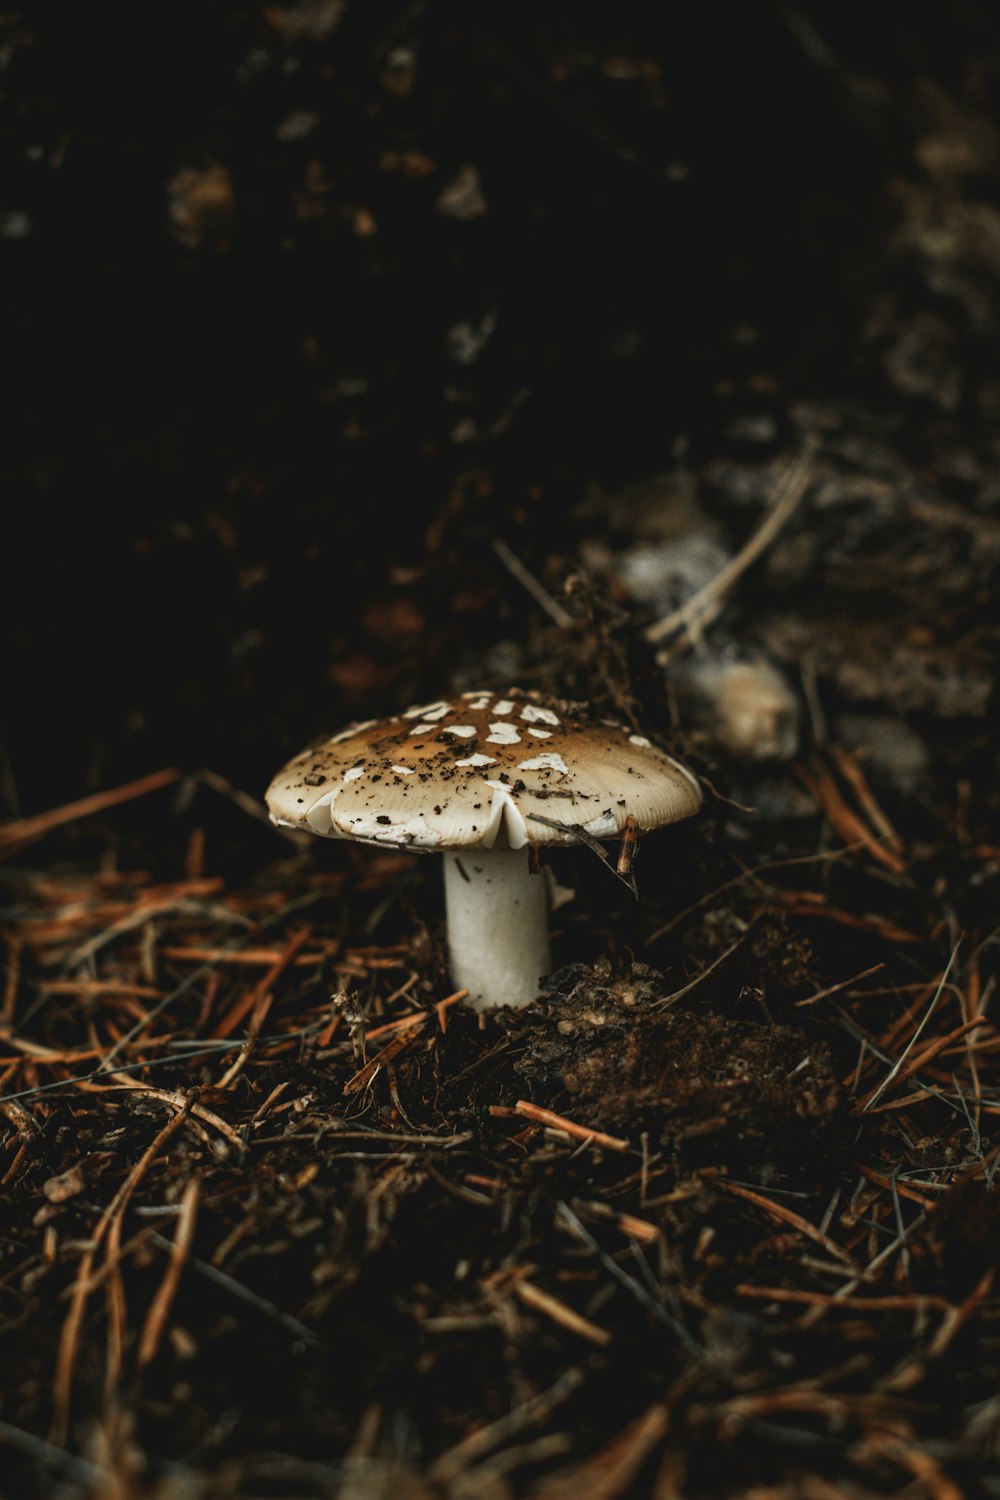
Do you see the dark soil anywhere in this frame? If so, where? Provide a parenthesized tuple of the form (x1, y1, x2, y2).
(3, 5, 1000, 1497)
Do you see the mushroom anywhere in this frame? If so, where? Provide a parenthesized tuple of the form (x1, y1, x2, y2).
(266, 689, 702, 1010)
(672, 652, 800, 763)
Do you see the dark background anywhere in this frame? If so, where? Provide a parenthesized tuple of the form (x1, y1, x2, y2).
(4, 1, 999, 819)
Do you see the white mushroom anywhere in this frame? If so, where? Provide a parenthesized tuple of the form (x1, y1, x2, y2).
(673, 655, 800, 763)
(266, 690, 702, 1010)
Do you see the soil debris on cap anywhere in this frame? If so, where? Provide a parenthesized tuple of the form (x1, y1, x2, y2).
(265, 688, 701, 850)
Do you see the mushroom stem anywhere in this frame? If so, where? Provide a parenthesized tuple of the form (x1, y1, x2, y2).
(443, 847, 551, 1011)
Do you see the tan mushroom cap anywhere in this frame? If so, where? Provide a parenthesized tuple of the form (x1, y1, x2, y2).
(266, 690, 702, 852)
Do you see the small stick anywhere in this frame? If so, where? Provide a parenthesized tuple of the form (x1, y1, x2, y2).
(795, 760, 908, 876)
(736, 1284, 950, 1312)
(615, 815, 640, 898)
(491, 537, 573, 627)
(211, 926, 313, 1040)
(157, 945, 331, 967)
(428, 1368, 585, 1481)
(644, 441, 815, 644)
(363, 1009, 430, 1043)
(795, 963, 884, 1008)
(184, 826, 206, 880)
(827, 743, 904, 853)
(137, 1177, 201, 1369)
(575, 1201, 661, 1245)
(342, 1020, 427, 1096)
(862, 946, 959, 1111)
(652, 932, 746, 1010)
(533, 1404, 670, 1500)
(102, 1228, 128, 1399)
(99, 1085, 245, 1154)
(715, 1179, 858, 1269)
(526, 812, 639, 896)
(435, 988, 469, 1033)
(859, 1016, 990, 1110)
(515, 1278, 612, 1346)
(514, 1099, 630, 1153)
(0, 768, 180, 856)
(50, 1100, 193, 1444)
(852, 1162, 936, 1211)
(33, 980, 165, 1001)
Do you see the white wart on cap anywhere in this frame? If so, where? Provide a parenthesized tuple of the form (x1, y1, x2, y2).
(266, 690, 702, 1010)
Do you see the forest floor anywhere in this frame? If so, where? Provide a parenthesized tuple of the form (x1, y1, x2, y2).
(2, 474, 1000, 1498)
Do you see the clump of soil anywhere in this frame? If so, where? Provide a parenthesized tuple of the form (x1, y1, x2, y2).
(514, 958, 850, 1184)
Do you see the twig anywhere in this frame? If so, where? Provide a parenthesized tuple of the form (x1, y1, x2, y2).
(0, 768, 180, 857)
(715, 1179, 859, 1269)
(428, 1367, 585, 1481)
(343, 1018, 427, 1096)
(652, 932, 746, 1009)
(515, 1279, 612, 1347)
(861, 1017, 991, 1111)
(643, 441, 815, 645)
(736, 1284, 951, 1312)
(145, 1231, 323, 1346)
(555, 1201, 704, 1359)
(862, 944, 960, 1111)
(211, 925, 313, 1039)
(512, 1100, 630, 1153)
(532, 1403, 670, 1500)
(795, 963, 885, 1008)
(827, 743, 904, 854)
(492, 537, 573, 627)
(526, 812, 639, 895)
(137, 1177, 201, 1369)
(51, 1098, 194, 1444)
(794, 759, 908, 876)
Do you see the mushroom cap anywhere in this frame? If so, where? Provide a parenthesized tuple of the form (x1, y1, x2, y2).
(266, 690, 702, 851)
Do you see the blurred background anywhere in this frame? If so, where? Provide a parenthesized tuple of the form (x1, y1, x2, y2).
(3, 1, 999, 828)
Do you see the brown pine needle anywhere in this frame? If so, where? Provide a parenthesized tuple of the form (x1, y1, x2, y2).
(515, 1280, 612, 1347)
(736, 1284, 951, 1312)
(795, 759, 908, 876)
(211, 925, 314, 1039)
(858, 1016, 991, 1110)
(342, 1019, 428, 1096)
(827, 743, 905, 854)
(716, 1179, 859, 1269)
(51, 1099, 194, 1445)
(158, 944, 332, 967)
(0, 768, 180, 857)
(533, 1403, 670, 1500)
(862, 946, 960, 1111)
(514, 1100, 630, 1153)
(851, 1163, 937, 1211)
(137, 1178, 201, 1369)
